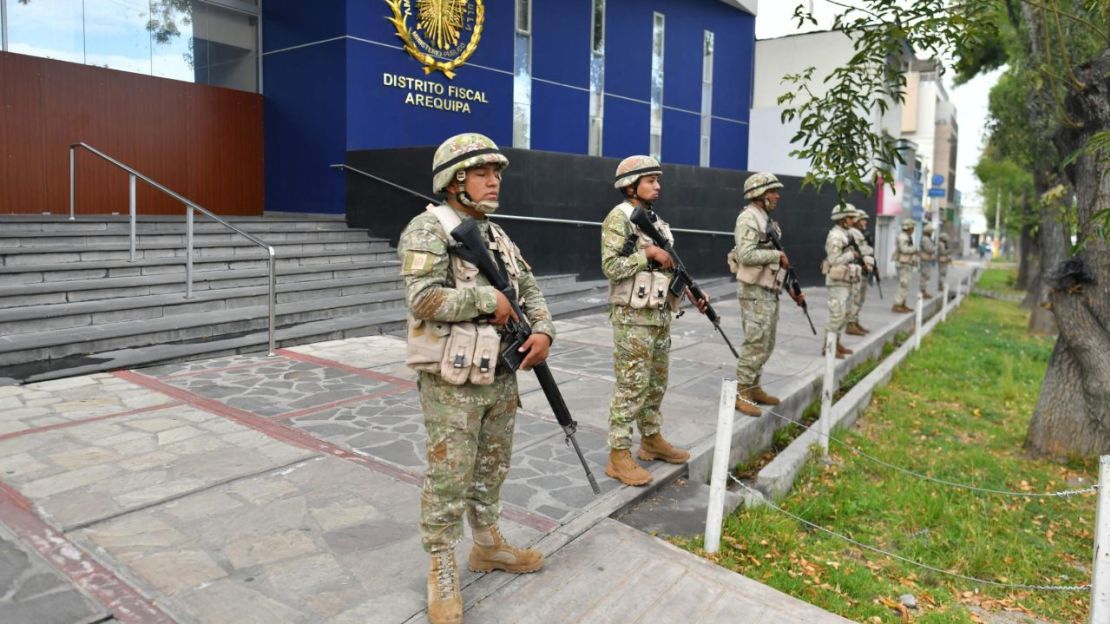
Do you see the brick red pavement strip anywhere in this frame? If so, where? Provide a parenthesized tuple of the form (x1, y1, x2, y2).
(276, 348, 417, 388)
(113, 370, 559, 534)
(0, 480, 178, 624)
(0, 401, 180, 443)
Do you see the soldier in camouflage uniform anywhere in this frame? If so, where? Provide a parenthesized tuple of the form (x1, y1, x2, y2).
(398, 133, 555, 624)
(937, 225, 952, 292)
(730, 172, 804, 417)
(892, 219, 917, 313)
(822, 205, 862, 358)
(601, 155, 709, 487)
(845, 208, 875, 336)
(919, 221, 937, 299)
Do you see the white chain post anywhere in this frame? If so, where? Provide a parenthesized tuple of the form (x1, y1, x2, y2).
(914, 296, 923, 350)
(819, 332, 836, 459)
(704, 377, 738, 554)
(941, 281, 949, 322)
(1090, 456, 1110, 623)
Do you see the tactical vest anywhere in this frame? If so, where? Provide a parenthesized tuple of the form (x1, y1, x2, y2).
(607, 203, 680, 311)
(938, 235, 952, 263)
(405, 204, 523, 386)
(892, 232, 917, 264)
(820, 226, 863, 283)
(728, 205, 785, 291)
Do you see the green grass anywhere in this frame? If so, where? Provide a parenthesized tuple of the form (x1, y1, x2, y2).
(976, 265, 1025, 297)
(677, 294, 1096, 623)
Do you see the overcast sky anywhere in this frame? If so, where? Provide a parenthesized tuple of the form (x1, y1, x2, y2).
(754, 1, 1000, 220)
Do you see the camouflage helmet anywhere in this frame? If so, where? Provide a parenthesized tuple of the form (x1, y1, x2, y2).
(923, 221, 935, 234)
(614, 155, 662, 189)
(830, 203, 856, 222)
(901, 220, 916, 231)
(743, 172, 783, 200)
(853, 208, 870, 222)
(432, 133, 509, 194)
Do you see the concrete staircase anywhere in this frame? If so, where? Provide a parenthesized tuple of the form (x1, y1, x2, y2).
(0, 215, 611, 383)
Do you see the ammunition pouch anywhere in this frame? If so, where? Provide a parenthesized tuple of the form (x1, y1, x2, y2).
(827, 264, 862, 283)
(609, 271, 678, 310)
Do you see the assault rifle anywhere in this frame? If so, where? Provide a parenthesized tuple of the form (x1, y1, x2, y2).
(763, 222, 817, 335)
(845, 235, 882, 299)
(862, 231, 884, 299)
(450, 218, 601, 495)
(628, 207, 740, 359)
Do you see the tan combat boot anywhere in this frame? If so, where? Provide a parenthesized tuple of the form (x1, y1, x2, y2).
(748, 379, 781, 406)
(845, 322, 867, 336)
(469, 524, 544, 574)
(735, 389, 763, 417)
(821, 345, 846, 360)
(605, 449, 653, 486)
(638, 433, 690, 464)
(892, 303, 913, 313)
(836, 340, 854, 357)
(921, 291, 934, 299)
(427, 551, 462, 624)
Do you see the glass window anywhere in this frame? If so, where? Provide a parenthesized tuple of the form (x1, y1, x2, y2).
(3, 0, 258, 92)
(649, 12, 664, 160)
(512, 0, 531, 149)
(588, 0, 605, 156)
(699, 31, 714, 167)
(5, 0, 85, 64)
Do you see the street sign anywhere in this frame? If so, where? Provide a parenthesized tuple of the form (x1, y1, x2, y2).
(927, 187, 946, 198)
(931, 174, 945, 187)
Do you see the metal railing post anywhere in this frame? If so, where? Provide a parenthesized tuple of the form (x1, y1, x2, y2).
(819, 331, 836, 459)
(185, 205, 194, 299)
(941, 281, 949, 322)
(914, 296, 923, 350)
(129, 174, 137, 262)
(267, 249, 277, 356)
(69, 147, 76, 221)
(1091, 456, 1110, 623)
(704, 377, 738, 554)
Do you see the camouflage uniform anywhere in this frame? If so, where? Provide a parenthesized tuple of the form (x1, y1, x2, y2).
(919, 224, 936, 295)
(602, 202, 673, 451)
(937, 230, 951, 291)
(733, 202, 781, 388)
(400, 146, 555, 556)
(823, 210, 859, 337)
(894, 222, 917, 308)
(845, 225, 867, 327)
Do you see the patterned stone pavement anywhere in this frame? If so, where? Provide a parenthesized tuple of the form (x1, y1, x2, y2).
(0, 265, 978, 623)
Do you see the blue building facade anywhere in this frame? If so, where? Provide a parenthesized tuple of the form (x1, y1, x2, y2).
(262, 0, 755, 214)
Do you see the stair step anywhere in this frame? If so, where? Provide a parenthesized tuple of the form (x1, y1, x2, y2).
(0, 250, 399, 279)
(0, 230, 378, 248)
(0, 239, 393, 266)
(0, 215, 352, 234)
(0, 261, 403, 305)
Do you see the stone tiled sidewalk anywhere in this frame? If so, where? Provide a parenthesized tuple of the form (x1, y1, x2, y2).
(0, 265, 977, 623)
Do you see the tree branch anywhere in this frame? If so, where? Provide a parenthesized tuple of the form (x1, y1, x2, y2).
(1019, 0, 1108, 40)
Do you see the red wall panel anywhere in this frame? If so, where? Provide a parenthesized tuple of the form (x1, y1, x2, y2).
(0, 51, 263, 216)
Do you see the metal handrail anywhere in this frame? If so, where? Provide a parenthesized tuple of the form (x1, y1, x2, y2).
(329, 163, 733, 237)
(70, 142, 277, 355)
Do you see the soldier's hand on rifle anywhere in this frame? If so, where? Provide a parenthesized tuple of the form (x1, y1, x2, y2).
(779, 252, 791, 270)
(491, 290, 519, 326)
(790, 291, 806, 307)
(517, 332, 551, 370)
(686, 289, 710, 314)
(645, 245, 674, 270)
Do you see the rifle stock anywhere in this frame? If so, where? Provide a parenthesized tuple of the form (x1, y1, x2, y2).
(627, 207, 739, 359)
(449, 218, 601, 494)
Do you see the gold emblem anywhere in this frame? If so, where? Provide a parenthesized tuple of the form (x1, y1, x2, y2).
(386, 0, 484, 79)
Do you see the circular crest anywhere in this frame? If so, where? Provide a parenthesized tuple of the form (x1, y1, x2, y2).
(386, 0, 485, 79)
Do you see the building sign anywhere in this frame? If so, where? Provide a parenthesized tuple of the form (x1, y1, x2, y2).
(382, 72, 489, 114)
(386, 0, 485, 79)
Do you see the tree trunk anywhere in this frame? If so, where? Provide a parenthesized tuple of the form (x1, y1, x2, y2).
(1025, 49, 1110, 459)
(1026, 195, 1064, 335)
(1015, 196, 1035, 291)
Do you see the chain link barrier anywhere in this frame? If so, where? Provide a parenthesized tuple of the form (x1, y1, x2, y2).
(727, 473, 1091, 592)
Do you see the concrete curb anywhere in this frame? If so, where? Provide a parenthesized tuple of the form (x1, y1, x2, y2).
(754, 268, 983, 501)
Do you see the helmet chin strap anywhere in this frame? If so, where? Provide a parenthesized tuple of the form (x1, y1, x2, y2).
(454, 171, 499, 214)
